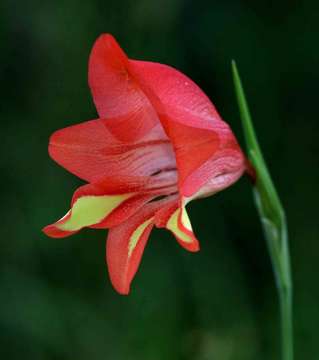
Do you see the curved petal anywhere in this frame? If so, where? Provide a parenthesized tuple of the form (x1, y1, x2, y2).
(88, 34, 159, 141)
(42, 212, 78, 239)
(43, 171, 179, 238)
(106, 199, 171, 295)
(157, 113, 245, 198)
(43, 177, 149, 238)
(130, 60, 246, 198)
(49, 120, 176, 183)
(129, 60, 221, 130)
(43, 193, 133, 238)
(155, 197, 200, 252)
(92, 172, 178, 229)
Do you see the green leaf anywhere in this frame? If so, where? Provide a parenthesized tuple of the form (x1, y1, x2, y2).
(231, 60, 293, 360)
(231, 60, 284, 233)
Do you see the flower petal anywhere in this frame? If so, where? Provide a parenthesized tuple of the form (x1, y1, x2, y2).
(129, 60, 221, 130)
(43, 192, 133, 238)
(155, 198, 200, 252)
(157, 114, 245, 198)
(91, 193, 155, 229)
(43, 177, 148, 238)
(106, 200, 170, 295)
(42, 211, 78, 238)
(49, 120, 176, 183)
(88, 34, 159, 141)
(43, 171, 179, 238)
(130, 60, 246, 198)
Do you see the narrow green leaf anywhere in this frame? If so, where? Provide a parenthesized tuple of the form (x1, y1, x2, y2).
(231, 60, 284, 229)
(231, 60, 293, 360)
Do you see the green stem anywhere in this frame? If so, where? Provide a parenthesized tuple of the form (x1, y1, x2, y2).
(279, 281, 293, 360)
(231, 61, 294, 360)
(278, 220, 293, 360)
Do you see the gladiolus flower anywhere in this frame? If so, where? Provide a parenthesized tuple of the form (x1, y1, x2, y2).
(43, 34, 246, 294)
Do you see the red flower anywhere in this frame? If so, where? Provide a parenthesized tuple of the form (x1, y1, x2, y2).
(43, 34, 246, 294)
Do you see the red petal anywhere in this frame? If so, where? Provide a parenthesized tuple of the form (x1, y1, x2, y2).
(43, 178, 153, 238)
(49, 120, 176, 183)
(130, 60, 246, 197)
(155, 197, 200, 252)
(43, 171, 178, 239)
(158, 114, 245, 198)
(106, 200, 170, 295)
(88, 34, 159, 142)
(43, 212, 77, 238)
(129, 60, 221, 130)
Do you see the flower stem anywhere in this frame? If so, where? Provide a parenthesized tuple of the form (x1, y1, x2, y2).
(231, 61, 293, 360)
(279, 280, 293, 360)
(278, 220, 293, 360)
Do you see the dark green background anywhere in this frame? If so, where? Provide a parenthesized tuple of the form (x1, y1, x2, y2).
(1, 0, 318, 359)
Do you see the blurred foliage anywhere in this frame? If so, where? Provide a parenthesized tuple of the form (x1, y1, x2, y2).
(1, 0, 318, 359)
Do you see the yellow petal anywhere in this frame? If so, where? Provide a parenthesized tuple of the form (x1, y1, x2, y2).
(166, 207, 193, 244)
(58, 193, 133, 231)
(128, 218, 154, 257)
